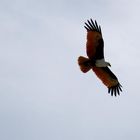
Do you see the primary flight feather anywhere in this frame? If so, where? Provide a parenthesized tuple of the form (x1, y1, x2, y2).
(78, 19, 122, 96)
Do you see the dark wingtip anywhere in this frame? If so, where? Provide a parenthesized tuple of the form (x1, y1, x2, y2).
(84, 18, 102, 34)
(108, 83, 122, 97)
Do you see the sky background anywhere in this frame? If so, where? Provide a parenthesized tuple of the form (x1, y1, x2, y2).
(0, 0, 140, 140)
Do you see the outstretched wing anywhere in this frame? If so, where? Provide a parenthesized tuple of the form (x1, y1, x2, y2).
(84, 19, 104, 60)
(92, 67, 122, 96)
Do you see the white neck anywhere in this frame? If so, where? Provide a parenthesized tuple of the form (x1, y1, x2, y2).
(95, 59, 110, 67)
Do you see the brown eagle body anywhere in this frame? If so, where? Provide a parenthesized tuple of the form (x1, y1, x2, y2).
(78, 19, 122, 96)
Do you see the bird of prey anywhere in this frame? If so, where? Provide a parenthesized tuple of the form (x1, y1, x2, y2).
(78, 19, 122, 96)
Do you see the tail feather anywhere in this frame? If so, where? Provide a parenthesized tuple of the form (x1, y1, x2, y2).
(78, 56, 92, 73)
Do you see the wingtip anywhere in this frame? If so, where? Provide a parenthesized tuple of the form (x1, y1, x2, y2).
(108, 83, 122, 97)
(84, 18, 102, 33)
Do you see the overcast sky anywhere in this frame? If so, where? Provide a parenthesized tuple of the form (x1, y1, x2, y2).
(0, 0, 140, 140)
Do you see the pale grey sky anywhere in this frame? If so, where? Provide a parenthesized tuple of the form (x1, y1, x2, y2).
(0, 0, 140, 140)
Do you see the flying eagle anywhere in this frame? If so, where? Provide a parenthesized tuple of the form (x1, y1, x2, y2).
(78, 19, 122, 96)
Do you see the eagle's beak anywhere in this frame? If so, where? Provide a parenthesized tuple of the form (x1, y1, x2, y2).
(108, 63, 111, 67)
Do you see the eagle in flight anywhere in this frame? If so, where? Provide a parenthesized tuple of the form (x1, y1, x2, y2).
(78, 19, 122, 96)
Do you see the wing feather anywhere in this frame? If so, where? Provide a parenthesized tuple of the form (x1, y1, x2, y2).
(95, 20, 99, 30)
(92, 67, 122, 96)
(90, 19, 98, 30)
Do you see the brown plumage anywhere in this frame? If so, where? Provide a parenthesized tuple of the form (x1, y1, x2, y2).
(78, 19, 122, 96)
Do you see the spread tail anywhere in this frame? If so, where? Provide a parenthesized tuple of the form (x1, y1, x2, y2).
(78, 56, 92, 73)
